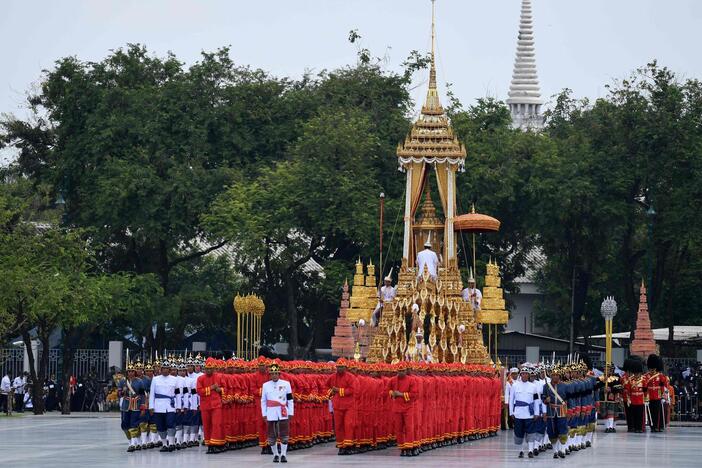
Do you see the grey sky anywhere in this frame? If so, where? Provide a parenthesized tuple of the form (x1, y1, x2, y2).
(2, 0, 702, 122)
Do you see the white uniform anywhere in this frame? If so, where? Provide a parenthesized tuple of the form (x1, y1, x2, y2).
(149, 375, 177, 413)
(261, 379, 294, 421)
(461, 287, 482, 310)
(13, 376, 25, 394)
(188, 372, 202, 410)
(379, 285, 397, 303)
(509, 379, 538, 419)
(416, 249, 439, 279)
(1, 375, 10, 393)
(504, 378, 514, 404)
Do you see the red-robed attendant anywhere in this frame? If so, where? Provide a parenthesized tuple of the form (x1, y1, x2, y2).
(196, 358, 226, 453)
(326, 358, 358, 454)
(387, 361, 419, 457)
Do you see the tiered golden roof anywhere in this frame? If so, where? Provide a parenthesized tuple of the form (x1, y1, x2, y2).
(477, 260, 509, 324)
(395, 20, 466, 171)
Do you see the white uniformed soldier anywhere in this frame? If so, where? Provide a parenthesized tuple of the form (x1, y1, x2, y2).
(149, 358, 178, 452)
(509, 367, 539, 459)
(261, 363, 294, 463)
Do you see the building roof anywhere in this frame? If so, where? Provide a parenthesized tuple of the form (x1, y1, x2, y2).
(588, 326, 702, 342)
(513, 247, 546, 285)
(502, 329, 605, 350)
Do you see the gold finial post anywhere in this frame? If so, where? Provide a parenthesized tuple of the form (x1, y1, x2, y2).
(429, 0, 437, 89)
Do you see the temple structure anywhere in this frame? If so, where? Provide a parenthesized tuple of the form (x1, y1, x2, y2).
(365, 0, 489, 364)
(630, 280, 658, 357)
(507, 0, 544, 130)
(330, 279, 354, 358)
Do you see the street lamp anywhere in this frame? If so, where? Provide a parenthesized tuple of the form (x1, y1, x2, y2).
(600, 296, 618, 380)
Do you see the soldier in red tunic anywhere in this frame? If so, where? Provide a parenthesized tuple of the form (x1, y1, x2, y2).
(624, 358, 646, 433)
(326, 358, 359, 455)
(645, 354, 669, 432)
(196, 358, 226, 453)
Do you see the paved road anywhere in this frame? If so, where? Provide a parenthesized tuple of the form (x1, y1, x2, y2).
(1, 414, 701, 467)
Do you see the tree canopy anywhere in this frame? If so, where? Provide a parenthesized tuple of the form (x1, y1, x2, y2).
(2, 38, 701, 360)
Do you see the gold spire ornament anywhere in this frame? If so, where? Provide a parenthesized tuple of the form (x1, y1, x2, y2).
(234, 293, 265, 360)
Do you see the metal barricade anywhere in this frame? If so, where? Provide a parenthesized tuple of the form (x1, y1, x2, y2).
(673, 394, 699, 421)
(0, 348, 24, 379)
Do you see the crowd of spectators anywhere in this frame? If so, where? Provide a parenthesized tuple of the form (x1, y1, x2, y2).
(668, 362, 702, 421)
(1, 367, 113, 414)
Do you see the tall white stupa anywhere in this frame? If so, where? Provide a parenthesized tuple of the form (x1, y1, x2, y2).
(506, 0, 544, 130)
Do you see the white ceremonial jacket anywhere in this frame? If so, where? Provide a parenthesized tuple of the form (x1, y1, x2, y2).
(13, 376, 25, 393)
(188, 372, 202, 410)
(174, 375, 189, 410)
(461, 287, 483, 310)
(379, 285, 397, 303)
(509, 379, 538, 419)
(261, 379, 294, 422)
(416, 249, 439, 278)
(1, 375, 10, 393)
(149, 375, 178, 413)
(504, 379, 514, 404)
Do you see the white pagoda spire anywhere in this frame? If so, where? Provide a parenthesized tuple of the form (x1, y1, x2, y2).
(507, 0, 544, 130)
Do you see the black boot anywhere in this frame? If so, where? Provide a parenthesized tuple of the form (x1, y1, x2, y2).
(280, 455, 288, 463)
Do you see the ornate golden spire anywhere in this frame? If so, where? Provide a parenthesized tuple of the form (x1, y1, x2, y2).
(423, 0, 440, 114)
(396, 0, 466, 170)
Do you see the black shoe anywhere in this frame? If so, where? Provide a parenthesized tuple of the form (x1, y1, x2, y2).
(127, 446, 135, 453)
(554, 453, 559, 459)
(273, 455, 280, 463)
(147, 442, 154, 449)
(612, 428, 617, 433)
(534, 448, 539, 456)
(156, 441, 163, 447)
(281, 455, 287, 463)
(135, 444, 142, 451)
(565, 448, 570, 455)
(585, 441, 591, 448)
(547, 443, 552, 450)
(206, 446, 217, 454)
(518, 451, 524, 458)
(159, 446, 169, 452)
(528, 451, 534, 458)
(559, 451, 565, 459)
(168, 444, 176, 452)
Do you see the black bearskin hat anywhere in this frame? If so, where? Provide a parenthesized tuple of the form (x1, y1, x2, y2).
(647, 354, 664, 372)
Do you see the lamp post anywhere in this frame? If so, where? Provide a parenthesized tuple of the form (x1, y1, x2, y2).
(600, 296, 618, 383)
(646, 204, 656, 308)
